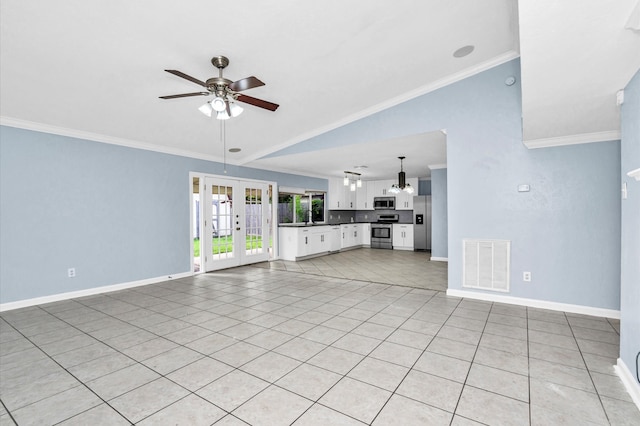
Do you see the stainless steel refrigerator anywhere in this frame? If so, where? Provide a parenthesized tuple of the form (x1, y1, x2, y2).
(413, 196, 431, 251)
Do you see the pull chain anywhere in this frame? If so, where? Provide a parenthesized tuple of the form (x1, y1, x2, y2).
(220, 119, 227, 173)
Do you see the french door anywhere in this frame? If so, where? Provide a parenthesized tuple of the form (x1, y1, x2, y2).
(199, 176, 271, 271)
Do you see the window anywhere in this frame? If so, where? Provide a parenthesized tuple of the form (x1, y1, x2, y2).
(278, 192, 325, 224)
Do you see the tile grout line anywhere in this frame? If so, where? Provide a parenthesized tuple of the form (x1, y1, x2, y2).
(565, 312, 613, 425)
(1, 307, 134, 425)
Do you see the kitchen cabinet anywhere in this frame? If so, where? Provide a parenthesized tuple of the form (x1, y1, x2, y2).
(373, 180, 395, 197)
(328, 178, 356, 210)
(359, 223, 371, 246)
(340, 223, 360, 249)
(396, 178, 419, 210)
(278, 226, 332, 260)
(355, 181, 374, 210)
(392, 224, 414, 250)
(330, 226, 342, 252)
(310, 227, 331, 254)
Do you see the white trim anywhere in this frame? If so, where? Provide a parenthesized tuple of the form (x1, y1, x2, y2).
(428, 164, 447, 170)
(446, 288, 620, 319)
(0, 116, 234, 166)
(430, 257, 449, 262)
(627, 168, 640, 181)
(0, 272, 192, 312)
(240, 51, 521, 164)
(523, 130, 621, 149)
(615, 358, 640, 410)
(0, 117, 332, 181)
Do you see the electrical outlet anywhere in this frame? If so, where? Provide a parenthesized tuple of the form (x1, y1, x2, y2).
(523, 271, 531, 282)
(68, 268, 76, 278)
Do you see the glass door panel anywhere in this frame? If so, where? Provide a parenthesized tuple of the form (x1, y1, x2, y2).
(204, 177, 239, 271)
(200, 177, 271, 271)
(192, 176, 201, 272)
(241, 183, 269, 263)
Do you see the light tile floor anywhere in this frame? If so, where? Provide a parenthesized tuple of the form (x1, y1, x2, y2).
(1, 254, 639, 425)
(256, 248, 448, 291)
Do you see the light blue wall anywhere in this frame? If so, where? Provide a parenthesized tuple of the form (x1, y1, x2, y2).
(620, 69, 640, 382)
(0, 126, 327, 304)
(266, 59, 621, 310)
(431, 169, 448, 259)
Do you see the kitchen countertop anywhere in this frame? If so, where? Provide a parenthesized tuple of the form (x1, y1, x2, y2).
(279, 222, 411, 227)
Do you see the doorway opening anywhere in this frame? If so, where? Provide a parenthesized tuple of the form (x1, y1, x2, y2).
(191, 174, 274, 273)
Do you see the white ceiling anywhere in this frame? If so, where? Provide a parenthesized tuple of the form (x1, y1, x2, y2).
(1, 1, 637, 180)
(519, 0, 640, 144)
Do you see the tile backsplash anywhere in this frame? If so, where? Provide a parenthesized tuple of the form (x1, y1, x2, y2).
(327, 209, 413, 224)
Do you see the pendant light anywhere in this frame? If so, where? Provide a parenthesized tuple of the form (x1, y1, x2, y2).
(343, 171, 362, 192)
(389, 156, 414, 194)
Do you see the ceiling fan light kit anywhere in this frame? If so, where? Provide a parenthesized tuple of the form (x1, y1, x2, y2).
(160, 55, 279, 120)
(211, 97, 227, 112)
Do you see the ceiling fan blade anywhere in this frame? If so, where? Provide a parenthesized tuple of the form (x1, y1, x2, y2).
(229, 76, 265, 92)
(236, 94, 279, 111)
(164, 69, 207, 87)
(159, 92, 209, 99)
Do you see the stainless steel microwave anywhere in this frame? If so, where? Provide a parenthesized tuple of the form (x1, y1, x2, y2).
(373, 197, 396, 210)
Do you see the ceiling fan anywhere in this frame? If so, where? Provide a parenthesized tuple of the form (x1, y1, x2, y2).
(160, 55, 279, 119)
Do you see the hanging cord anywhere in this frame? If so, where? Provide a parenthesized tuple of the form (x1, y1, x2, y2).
(220, 119, 227, 173)
(636, 350, 639, 383)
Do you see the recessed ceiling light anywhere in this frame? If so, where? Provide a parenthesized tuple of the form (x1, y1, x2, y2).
(353, 165, 368, 169)
(228, 148, 241, 153)
(453, 45, 474, 58)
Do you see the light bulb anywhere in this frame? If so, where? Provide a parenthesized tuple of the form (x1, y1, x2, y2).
(350, 183, 356, 192)
(211, 97, 226, 112)
(357, 178, 362, 188)
(198, 102, 213, 117)
(388, 185, 400, 194)
(343, 176, 349, 186)
(216, 110, 230, 120)
(229, 102, 244, 118)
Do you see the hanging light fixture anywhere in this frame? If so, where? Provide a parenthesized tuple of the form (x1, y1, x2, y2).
(389, 156, 415, 194)
(198, 102, 214, 117)
(199, 96, 244, 120)
(211, 96, 227, 112)
(343, 171, 362, 192)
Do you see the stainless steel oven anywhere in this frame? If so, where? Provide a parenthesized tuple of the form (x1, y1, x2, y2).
(370, 214, 399, 249)
(371, 223, 393, 249)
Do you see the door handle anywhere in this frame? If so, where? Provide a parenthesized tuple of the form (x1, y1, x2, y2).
(236, 227, 241, 231)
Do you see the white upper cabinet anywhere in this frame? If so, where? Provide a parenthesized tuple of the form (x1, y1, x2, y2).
(328, 177, 345, 210)
(356, 181, 374, 210)
(396, 178, 419, 210)
(373, 180, 395, 197)
(329, 177, 356, 210)
(330, 177, 418, 210)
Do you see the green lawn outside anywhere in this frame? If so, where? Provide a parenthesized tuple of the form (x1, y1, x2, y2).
(193, 236, 264, 256)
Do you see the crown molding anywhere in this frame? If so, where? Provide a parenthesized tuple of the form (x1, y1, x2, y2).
(0, 116, 233, 165)
(241, 51, 521, 164)
(428, 164, 448, 170)
(523, 130, 621, 149)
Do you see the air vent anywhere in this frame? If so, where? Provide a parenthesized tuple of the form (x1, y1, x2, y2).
(463, 239, 510, 292)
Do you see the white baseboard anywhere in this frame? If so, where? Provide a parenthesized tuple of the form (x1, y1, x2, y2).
(431, 257, 448, 262)
(615, 358, 640, 410)
(0, 271, 193, 312)
(446, 289, 620, 319)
